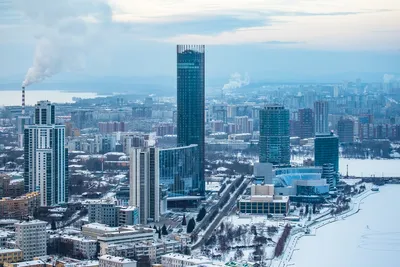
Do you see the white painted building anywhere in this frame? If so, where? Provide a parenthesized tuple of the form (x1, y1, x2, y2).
(161, 253, 212, 267)
(99, 255, 137, 267)
(15, 220, 47, 260)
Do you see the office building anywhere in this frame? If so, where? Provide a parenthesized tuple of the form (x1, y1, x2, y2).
(237, 184, 289, 215)
(259, 105, 290, 165)
(99, 255, 137, 267)
(88, 200, 139, 227)
(315, 133, 339, 173)
(177, 45, 205, 196)
(24, 101, 68, 207)
(159, 145, 199, 197)
(337, 118, 354, 143)
(118, 206, 139, 226)
(321, 163, 336, 189)
(129, 147, 160, 224)
(298, 108, 314, 139)
(253, 162, 273, 184)
(15, 220, 47, 260)
(0, 192, 40, 219)
(314, 101, 329, 134)
(88, 200, 120, 227)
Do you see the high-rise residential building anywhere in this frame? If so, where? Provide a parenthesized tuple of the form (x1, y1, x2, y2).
(177, 45, 205, 196)
(314, 101, 329, 134)
(298, 108, 314, 139)
(15, 220, 47, 260)
(129, 147, 160, 224)
(24, 101, 68, 207)
(259, 105, 290, 165)
(235, 116, 250, 134)
(315, 133, 339, 173)
(337, 118, 354, 143)
(88, 200, 120, 227)
(71, 109, 93, 129)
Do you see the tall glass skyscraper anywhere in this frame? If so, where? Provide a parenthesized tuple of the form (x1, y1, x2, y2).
(259, 105, 290, 165)
(177, 45, 205, 195)
(24, 101, 68, 207)
(159, 145, 199, 197)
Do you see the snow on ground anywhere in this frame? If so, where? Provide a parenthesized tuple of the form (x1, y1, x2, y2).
(206, 182, 222, 192)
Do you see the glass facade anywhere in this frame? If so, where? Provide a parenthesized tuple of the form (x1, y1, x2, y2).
(238, 201, 288, 214)
(259, 105, 290, 165)
(315, 133, 339, 172)
(177, 45, 205, 196)
(159, 145, 199, 197)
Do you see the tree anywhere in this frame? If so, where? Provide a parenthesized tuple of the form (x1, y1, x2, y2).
(51, 219, 57, 231)
(220, 222, 225, 233)
(267, 226, 278, 236)
(251, 225, 257, 236)
(162, 224, 168, 235)
(187, 218, 196, 233)
(305, 205, 309, 215)
(196, 207, 207, 222)
(312, 204, 316, 214)
(234, 249, 244, 260)
(158, 229, 162, 239)
(182, 214, 187, 226)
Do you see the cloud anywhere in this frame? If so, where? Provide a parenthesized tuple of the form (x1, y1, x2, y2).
(263, 41, 304, 45)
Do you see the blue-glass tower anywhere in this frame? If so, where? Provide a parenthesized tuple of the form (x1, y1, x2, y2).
(177, 45, 205, 195)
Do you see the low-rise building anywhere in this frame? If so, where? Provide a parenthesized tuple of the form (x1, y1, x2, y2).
(161, 253, 212, 267)
(0, 192, 40, 219)
(3, 260, 43, 267)
(0, 249, 23, 265)
(238, 184, 289, 215)
(106, 240, 182, 263)
(82, 223, 155, 256)
(99, 255, 136, 267)
(59, 235, 98, 259)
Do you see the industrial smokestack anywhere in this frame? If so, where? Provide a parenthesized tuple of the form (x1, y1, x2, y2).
(22, 86, 25, 115)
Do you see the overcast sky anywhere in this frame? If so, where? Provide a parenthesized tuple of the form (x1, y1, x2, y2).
(1, 0, 399, 84)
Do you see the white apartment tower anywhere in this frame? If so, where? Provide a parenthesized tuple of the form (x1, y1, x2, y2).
(24, 101, 68, 206)
(129, 147, 160, 224)
(314, 100, 329, 135)
(15, 220, 47, 260)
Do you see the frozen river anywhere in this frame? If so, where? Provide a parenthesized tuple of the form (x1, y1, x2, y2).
(339, 158, 400, 177)
(291, 184, 400, 267)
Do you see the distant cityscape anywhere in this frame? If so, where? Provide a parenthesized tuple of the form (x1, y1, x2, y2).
(0, 44, 399, 267)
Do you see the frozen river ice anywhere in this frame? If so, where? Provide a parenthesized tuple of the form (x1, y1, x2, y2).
(290, 184, 400, 267)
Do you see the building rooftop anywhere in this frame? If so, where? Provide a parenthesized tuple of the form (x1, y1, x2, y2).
(99, 255, 136, 263)
(162, 253, 212, 264)
(14, 219, 47, 226)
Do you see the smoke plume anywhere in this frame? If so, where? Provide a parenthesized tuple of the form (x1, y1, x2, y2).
(222, 72, 250, 91)
(16, 0, 112, 87)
